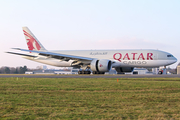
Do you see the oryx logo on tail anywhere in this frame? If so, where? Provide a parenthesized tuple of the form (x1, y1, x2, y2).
(22, 27, 46, 51)
(23, 30, 41, 51)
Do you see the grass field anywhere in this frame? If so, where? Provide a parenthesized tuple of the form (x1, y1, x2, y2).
(0, 77, 180, 119)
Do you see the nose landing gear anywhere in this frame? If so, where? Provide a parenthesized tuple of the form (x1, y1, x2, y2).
(158, 66, 167, 74)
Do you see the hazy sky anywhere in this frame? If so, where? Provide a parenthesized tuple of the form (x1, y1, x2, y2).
(0, 0, 180, 68)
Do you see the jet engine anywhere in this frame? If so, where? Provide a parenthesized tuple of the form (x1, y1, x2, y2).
(90, 59, 112, 72)
(115, 67, 134, 73)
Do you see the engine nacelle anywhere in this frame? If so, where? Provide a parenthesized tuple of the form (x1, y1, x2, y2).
(90, 59, 112, 72)
(115, 67, 134, 73)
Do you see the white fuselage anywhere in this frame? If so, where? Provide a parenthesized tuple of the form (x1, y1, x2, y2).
(23, 49, 177, 68)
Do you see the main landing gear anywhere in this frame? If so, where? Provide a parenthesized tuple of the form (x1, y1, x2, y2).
(78, 70, 105, 74)
(78, 70, 91, 74)
(92, 71, 105, 74)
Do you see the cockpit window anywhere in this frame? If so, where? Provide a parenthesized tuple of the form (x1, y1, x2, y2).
(167, 55, 173, 57)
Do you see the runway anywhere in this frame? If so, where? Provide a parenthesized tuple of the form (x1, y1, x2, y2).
(0, 74, 180, 78)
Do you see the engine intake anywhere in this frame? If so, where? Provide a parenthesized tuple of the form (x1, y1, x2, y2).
(90, 59, 112, 72)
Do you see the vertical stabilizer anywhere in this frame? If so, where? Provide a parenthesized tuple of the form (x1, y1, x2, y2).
(22, 27, 46, 51)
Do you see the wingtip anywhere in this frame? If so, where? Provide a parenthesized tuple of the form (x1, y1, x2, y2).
(11, 48, 21, 50)
(6, 51, 15, 54)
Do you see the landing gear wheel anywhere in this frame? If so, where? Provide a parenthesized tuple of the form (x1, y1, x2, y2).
(78, 71, 82, 74)
(92, 71, 105, 74)
(82, 70, 85, 74)
(93, 71, 97, 74)
(78, 70, 91, 74)
(100, 72, 105, 74)
(85, 71, 91, 74)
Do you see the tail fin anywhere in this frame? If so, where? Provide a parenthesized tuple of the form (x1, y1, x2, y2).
(22, 27, 46, 51)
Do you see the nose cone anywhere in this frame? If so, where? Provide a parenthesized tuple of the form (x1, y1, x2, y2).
(166, 53, 177, 65)
(173, 56, 178, 63)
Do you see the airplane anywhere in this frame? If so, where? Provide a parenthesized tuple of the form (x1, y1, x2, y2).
(7, 27, 177, 74)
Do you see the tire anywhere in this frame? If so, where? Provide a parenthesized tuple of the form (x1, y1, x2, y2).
(82, 70, 85, 74)
(100, 72, 105, 74)
(92, 71, 96, 74)
(84, 71, 90, 74)
(78, 71, 82, 74)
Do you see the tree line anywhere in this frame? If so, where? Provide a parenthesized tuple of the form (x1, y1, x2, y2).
(0, 66, 28, 74)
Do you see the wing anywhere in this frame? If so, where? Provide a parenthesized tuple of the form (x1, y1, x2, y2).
(12, 48, 93, 61)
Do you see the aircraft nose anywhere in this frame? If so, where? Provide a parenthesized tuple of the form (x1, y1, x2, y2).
(172, 56, 177, 64)
(174, 56, 177, 62)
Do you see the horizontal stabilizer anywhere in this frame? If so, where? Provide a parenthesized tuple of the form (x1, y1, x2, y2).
(6, 52, 37, 57)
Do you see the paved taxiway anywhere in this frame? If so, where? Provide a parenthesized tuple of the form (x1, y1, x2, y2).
(0, 74, 180, 78)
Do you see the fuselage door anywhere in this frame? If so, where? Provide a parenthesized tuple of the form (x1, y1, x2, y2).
(153, 53, 158, 60)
